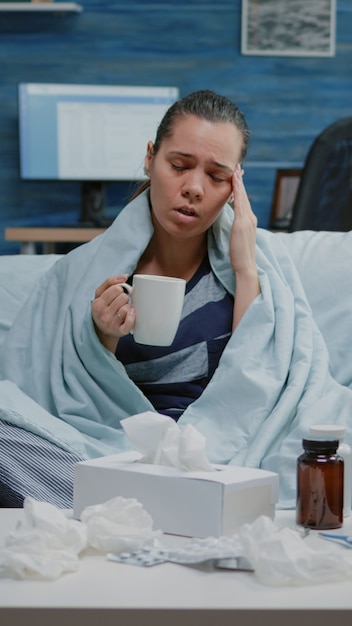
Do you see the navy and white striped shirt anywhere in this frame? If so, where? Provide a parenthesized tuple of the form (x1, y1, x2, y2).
(115, 256, 234, 420)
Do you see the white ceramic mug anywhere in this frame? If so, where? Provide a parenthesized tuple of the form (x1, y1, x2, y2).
(120, 274, 186, 346)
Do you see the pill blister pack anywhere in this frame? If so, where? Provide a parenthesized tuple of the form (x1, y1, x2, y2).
(319, 532, 352, 548)
(107, 535, 254, 571)
(108, 546, 170, 567)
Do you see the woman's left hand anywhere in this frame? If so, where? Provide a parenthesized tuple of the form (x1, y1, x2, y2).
(229, 164, 258, 276)
(229, 164, 260, 329)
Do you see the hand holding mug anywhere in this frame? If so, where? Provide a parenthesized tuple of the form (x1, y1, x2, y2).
(91, 275, 135, 352)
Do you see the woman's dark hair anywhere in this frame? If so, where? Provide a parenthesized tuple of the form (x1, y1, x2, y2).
(131, 89, 250, 199)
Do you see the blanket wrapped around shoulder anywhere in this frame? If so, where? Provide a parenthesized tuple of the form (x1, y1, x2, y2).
(1, 190, 352, 508)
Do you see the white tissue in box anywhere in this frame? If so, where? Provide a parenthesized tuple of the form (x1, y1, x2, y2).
(73, 452, 278, 538)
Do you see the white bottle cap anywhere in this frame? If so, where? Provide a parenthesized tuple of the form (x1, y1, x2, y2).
(309, 424, 346, 440)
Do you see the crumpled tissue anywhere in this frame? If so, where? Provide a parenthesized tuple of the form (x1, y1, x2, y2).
(0, 495, 160, 580)
(239, 515, 352, 586)
(0, 497, 86, 580)
(81, 496, 161, 552)
(121, 411, 214, 471)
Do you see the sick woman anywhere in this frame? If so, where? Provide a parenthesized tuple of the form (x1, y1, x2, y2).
(1, 90, 350, 509)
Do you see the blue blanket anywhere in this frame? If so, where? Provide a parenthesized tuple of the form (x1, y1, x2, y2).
(1, 190, 352, 508)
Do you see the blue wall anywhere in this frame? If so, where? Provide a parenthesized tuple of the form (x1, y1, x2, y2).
(0, 0, 351, 254)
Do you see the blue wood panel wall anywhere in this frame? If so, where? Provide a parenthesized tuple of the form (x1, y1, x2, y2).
(0, 0, 351, 254)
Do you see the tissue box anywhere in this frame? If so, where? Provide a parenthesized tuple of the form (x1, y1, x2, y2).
(73, 452, 278, 537)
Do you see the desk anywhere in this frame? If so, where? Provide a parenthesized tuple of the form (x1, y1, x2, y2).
(4, 227, 105, 254)
(1, 508, 352, 626)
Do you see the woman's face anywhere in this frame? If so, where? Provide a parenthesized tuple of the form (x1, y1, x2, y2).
(144, 114, 243, 241)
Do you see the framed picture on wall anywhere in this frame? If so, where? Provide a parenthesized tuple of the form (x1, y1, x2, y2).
(241, 0, 336, 57)
(270, 168, 302, 230)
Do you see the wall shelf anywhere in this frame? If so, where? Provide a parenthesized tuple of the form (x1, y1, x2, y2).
(0, 2, 82, 12)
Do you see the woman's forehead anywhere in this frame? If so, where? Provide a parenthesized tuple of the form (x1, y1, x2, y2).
(161, 115, 243, 162)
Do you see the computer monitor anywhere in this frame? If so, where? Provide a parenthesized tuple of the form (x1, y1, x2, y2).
(18, 83, 179, 226)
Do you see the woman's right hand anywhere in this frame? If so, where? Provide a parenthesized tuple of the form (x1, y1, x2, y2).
(91, 274, 136, 352)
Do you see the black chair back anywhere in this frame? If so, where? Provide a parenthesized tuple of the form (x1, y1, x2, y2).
(289, 117, 352, 231)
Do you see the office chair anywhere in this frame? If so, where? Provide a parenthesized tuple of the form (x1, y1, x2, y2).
(288, 116, 352, 231)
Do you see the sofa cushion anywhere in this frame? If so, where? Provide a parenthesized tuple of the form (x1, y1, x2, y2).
(0, 254, 61, 346)
(276, 230, 352, 387)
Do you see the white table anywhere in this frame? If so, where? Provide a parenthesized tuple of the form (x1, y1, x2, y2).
(1, 508, 352, 626)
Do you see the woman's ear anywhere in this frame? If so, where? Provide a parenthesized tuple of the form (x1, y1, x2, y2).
(144, 140, 155, 177)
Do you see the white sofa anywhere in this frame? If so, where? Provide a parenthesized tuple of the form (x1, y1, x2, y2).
(0, 230, 352, 390)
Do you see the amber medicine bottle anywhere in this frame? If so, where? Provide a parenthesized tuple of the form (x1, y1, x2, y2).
(309, 425, 351, 518)
(296, 438, 343, 529)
